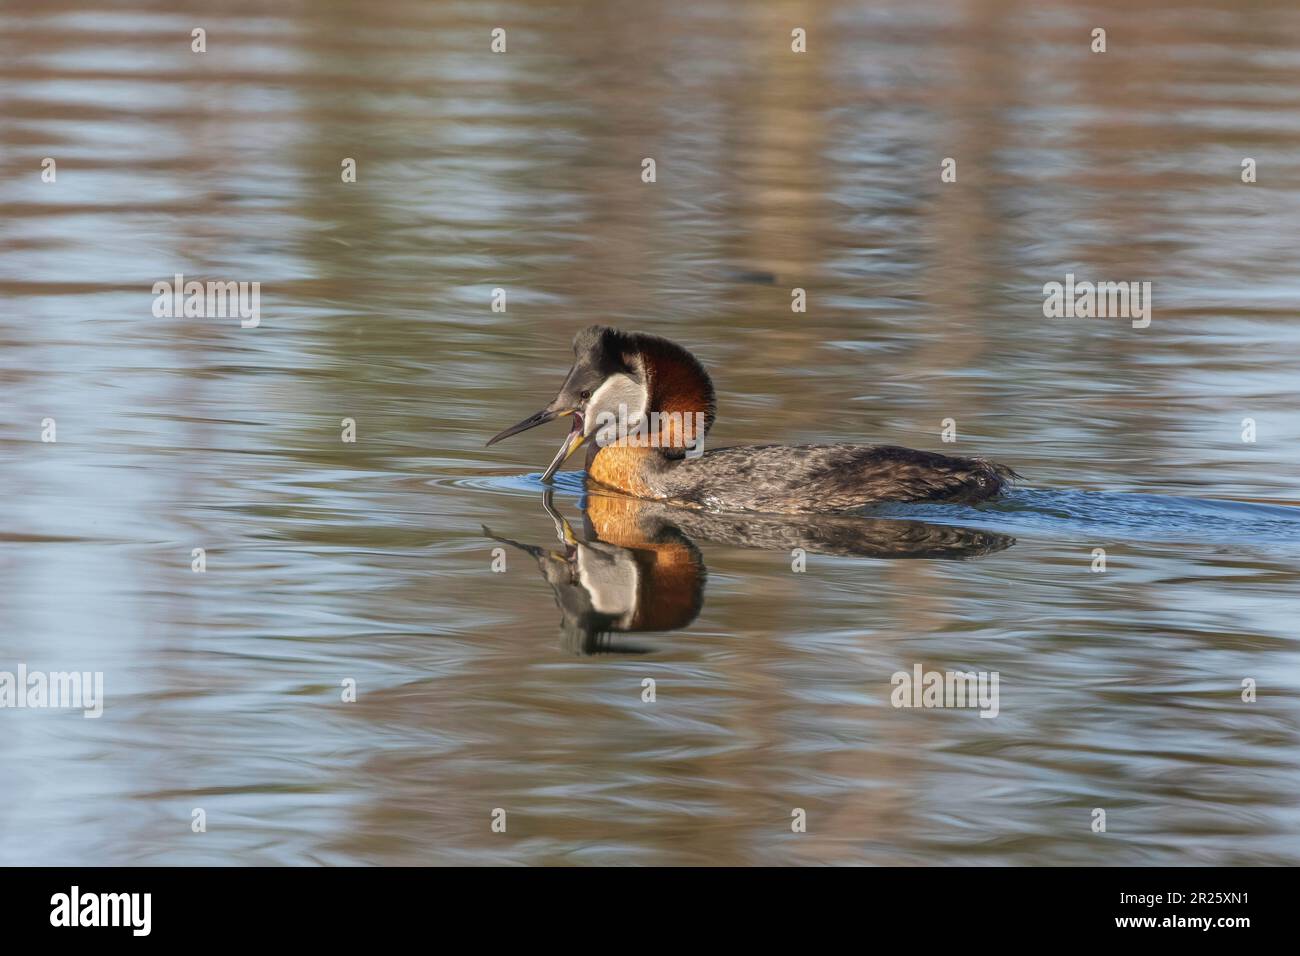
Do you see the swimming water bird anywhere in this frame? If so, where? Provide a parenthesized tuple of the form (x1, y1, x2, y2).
(487, 326, 1019, 515)
(484, 491, 1013, 653)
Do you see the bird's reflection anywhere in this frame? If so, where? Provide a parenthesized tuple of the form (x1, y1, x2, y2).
(485, 491, 1014, 655)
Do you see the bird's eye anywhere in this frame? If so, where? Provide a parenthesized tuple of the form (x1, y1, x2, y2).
(579, 390, 591, 401)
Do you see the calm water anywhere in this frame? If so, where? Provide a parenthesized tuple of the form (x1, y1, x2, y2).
(3, 0, 1300, 865)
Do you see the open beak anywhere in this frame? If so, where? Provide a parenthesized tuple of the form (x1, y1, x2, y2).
(487, 406, 587, 484)
(486, 407, 560, 446)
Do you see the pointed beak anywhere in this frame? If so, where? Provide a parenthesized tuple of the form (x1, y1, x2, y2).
(486, 407, 561, 446)
(487, 406, 586, 484)
(539, 416, 586, 483)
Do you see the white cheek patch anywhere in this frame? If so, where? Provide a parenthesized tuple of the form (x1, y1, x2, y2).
(586, 372, 647, 441)
(576, 544, 640, 628)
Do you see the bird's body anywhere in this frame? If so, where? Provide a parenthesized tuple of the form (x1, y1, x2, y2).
(489, 326, 1019, 515)
(589, 441, 1016, 514)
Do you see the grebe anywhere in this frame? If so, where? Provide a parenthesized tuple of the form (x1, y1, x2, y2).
(485, 491, 1013, 653)
(487, 326, 1019, 515)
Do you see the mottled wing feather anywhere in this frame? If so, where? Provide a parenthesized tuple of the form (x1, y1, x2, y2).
(664, 444, 1017, 514)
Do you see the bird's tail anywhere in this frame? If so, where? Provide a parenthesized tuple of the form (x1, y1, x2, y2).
(976, 458, 1023, 491)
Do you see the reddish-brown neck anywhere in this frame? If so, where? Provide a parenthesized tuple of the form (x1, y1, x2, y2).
(635, 338, 716, 451)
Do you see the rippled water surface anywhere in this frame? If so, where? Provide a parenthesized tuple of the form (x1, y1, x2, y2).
(3, 0, 1300, 865)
